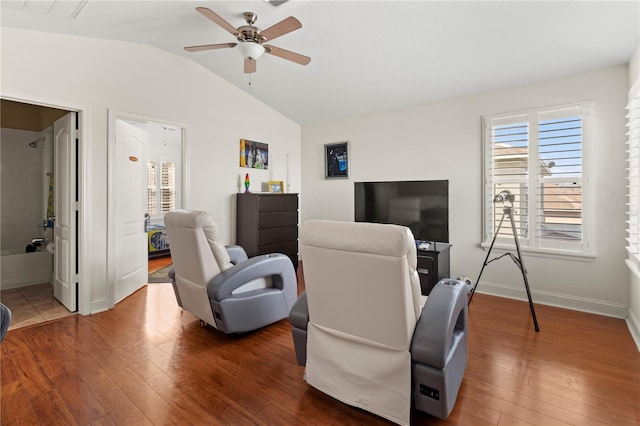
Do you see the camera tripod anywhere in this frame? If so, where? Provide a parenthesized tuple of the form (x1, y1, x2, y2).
(468, 204, 540, 332)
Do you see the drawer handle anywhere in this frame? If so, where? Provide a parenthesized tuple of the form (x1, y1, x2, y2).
(417, 268, 429, 274)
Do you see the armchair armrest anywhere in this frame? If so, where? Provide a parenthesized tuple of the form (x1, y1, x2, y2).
(207, 253, 296, 302)
(289, 291, 308, 366)
(289, 291, 308, 331)
(225, 245, 248, 264)
(411, 279, 468, 368)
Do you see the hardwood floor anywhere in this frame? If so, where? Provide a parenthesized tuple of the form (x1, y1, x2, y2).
(148, 255, 172, 274)
(1, 266, 638, 425)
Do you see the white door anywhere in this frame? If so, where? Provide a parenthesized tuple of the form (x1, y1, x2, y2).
(53, 112, 77, 311)
(114, 120, 149, 303)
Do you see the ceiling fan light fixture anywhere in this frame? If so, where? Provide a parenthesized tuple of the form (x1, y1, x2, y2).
(237, 42, 265, 60)
(186, 7, 309, 73)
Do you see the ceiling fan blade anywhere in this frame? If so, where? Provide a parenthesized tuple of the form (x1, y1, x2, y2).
(244, 58, 257, 74)
(196, 7, 239, 37)
(264, 45, 311, 66)
(184, 42, 237, 52)
(258, 16, 301, 42)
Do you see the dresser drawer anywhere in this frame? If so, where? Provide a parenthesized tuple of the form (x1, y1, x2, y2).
(258, 226, 298, 246)
(258, 240, 298, 257)
(257, 195, 298, 212)
(258, 211, 298, 229)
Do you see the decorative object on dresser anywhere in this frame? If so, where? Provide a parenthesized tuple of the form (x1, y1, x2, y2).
(236, 192, 299, 269)
(268, 180, 284, 193)
(244, 173, 251, 193)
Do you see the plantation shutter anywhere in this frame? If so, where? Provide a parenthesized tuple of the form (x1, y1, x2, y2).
(484, 115, 530, 244)
(159, 161, 176, 214)
(147, 160, 176, 217)
(536, 107, 585, 251)
(627, 93, 640, 260)
(147, 160, 158, 215)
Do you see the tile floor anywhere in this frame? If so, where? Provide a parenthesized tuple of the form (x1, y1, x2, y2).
(1, 283, 74, 331)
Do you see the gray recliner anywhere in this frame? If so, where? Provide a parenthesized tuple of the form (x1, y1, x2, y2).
(289, 220, 468, 424)
(165, 209, 297, 334)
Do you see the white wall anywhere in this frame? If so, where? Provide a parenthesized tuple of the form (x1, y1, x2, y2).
(629, 45, 640, 88)
(0, 127, 51, 251)
(302, 65, 630, 318)
(1, 28, 301, 313)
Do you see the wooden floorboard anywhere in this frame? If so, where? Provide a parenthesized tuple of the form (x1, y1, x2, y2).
(1, 266, 638, 425)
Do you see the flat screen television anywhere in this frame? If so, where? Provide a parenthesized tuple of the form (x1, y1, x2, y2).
(354, 180, 449, 243)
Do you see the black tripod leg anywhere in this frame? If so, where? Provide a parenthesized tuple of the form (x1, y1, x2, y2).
(508, 208, 540, 332)
(469, 211, 506, 305)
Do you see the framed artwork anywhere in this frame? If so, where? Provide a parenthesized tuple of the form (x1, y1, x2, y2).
(268, 180, 284, 193)
(240, 139, 269, 169)
(324, 141, 349, 179)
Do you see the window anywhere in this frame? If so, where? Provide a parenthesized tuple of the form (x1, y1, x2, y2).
(627, 89, 640, 262)
(147, 160, 176, 217)
(483, 103, 592, 255)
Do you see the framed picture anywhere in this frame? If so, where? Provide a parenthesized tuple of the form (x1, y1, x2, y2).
(324, 141, 349, 179)
(240, 139, 269, 169)
(268, 180, 284, 193)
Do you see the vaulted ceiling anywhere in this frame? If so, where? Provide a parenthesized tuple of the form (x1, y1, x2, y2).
(2, 1, 638, 124)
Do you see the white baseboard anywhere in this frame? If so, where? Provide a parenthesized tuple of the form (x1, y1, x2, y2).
(627, 309, 640, 352)
(624, 259, 640, 351)
(473, 281, 628, 319)
(90, 299, 110, 315)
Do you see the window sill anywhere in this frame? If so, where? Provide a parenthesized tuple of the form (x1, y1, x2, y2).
(479, 242, 596, 262)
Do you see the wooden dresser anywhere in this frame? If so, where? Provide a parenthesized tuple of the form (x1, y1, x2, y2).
(236, 193, 299, 268)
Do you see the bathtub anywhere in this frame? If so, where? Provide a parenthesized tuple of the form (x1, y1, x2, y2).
(1, 249, 52, 289)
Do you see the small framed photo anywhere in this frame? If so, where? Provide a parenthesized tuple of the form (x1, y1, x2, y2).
(268, 180, 284, 193)
(324, 141, 349, 179)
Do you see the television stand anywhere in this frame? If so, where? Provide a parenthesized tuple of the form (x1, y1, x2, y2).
(416, 242, 451, 295)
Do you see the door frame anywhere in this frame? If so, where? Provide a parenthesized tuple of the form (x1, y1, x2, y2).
(106, 109, 188, 308)
(1, 91, 91, 315)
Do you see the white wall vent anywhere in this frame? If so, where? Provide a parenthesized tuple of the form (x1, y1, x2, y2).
(263, 0, 289, 8)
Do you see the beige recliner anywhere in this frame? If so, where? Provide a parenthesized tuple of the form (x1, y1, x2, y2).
(165, 210, 297, 334)
(290, 219, 468, 425)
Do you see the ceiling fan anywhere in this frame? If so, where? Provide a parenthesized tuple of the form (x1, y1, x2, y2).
(185, 7, 311, 74)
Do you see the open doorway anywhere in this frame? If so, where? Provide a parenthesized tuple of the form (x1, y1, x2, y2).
(0, 99, 78, 329)
(107, 111, 185, 307)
